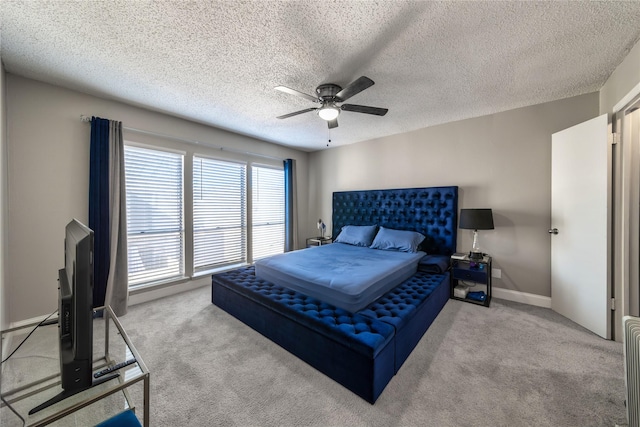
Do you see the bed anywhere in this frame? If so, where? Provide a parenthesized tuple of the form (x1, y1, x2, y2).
(212, 186, 458, 403)
(254, 243, 426, 312)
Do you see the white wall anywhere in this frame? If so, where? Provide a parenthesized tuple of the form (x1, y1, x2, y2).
(308, 93, 599, 299)
(5, 74, 309, 324)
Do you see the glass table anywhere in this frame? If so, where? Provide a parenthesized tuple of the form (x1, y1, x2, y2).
(1, 306, 149, 426)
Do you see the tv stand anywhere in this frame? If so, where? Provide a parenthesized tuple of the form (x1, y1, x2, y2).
(28, 373, 119, 415)
(1, 306, 150, 426)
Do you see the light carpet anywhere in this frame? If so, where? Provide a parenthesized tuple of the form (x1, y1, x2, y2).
(120, 285, 626, 426)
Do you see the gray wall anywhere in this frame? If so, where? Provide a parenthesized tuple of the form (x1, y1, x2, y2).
(1, 62, 6, 329)
(3, 35, 639, 325)
(308, 93, 599, 298)
(4, 74, 309, 324)
(600, 38, 640, 114)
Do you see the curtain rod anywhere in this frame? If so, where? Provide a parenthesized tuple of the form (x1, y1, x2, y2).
(80, 115, 285, 161)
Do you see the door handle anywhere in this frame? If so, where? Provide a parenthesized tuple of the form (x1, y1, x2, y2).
(548, 228, 559, 235)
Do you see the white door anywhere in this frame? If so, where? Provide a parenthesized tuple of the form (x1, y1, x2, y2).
(551, 114, 610, 339)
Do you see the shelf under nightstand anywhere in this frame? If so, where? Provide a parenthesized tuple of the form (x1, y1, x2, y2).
(306, 237, 332, 248)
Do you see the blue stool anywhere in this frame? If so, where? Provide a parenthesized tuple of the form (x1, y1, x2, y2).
(95, 409, 142, 427)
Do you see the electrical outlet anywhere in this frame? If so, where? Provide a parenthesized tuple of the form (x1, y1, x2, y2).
(492, 268, 502, 279)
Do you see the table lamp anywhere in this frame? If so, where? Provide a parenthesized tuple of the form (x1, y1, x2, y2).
(317, 219, 326, 238)
(459, 208, 494, 260)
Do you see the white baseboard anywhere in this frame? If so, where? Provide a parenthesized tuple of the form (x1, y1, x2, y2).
(492, 287, 552, 308)
(4, 276, 211, 331)
(2, 278, 211, 365)
(2, 312, 56, 367)
(1, 334, 10, 370)
(8, 312, 56, 330)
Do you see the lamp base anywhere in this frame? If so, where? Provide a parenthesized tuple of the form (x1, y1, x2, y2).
(468, 251, 484, 260)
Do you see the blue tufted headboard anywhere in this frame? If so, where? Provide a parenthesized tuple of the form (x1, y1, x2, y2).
(332, 186, 458, 256)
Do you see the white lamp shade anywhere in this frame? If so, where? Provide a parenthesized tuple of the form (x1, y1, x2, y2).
(318, 106, 340, 121)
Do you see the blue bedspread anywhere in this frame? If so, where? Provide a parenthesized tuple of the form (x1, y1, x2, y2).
(254, 243, 424, 312)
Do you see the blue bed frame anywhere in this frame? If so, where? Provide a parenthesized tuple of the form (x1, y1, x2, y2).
(212, 186, 458, 403)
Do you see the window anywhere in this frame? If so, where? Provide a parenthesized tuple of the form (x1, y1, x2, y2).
(124, 146, 184, 286)
(193, 157, 247, 272)
(123, 142, 286, 288)
(252, 165, 284, 260)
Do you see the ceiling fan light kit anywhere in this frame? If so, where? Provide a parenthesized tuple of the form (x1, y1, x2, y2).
(275, 76, 388, 129)
(318, 104, 340, 121)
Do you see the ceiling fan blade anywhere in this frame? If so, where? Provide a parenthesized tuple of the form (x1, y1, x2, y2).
(341, 104, 388, 116)
(276, 108, 317, 119)
(328, 118, 338, 129)
(275, 86, 318, 102)
(335, 76, 374, 101)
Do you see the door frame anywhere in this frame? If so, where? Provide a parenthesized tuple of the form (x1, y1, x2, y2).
(613, 94, 640, 341)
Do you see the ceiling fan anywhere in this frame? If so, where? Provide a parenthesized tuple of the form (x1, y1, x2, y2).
(275, 76, 388, 129)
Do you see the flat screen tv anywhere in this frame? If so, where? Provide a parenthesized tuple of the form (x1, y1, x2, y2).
(30, 219, 114, 414)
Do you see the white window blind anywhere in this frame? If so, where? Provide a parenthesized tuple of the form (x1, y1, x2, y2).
(193, 157, 247, 272)
(252, 165, 285, 260)
(124, 145, 184, 286)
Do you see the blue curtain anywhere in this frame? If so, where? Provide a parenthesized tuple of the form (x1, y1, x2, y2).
(89, 117, 110, 308)
(284, 159, 295, 252)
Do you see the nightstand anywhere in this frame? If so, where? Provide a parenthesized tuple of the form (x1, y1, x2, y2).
(306, 237, 332, 247)
(450, 254, 492, 307)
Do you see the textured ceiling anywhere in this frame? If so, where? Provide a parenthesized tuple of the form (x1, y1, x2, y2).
(2, 1, 640, 152)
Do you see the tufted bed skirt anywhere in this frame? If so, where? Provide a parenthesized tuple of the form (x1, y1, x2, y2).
(211, 266, 449, 403)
